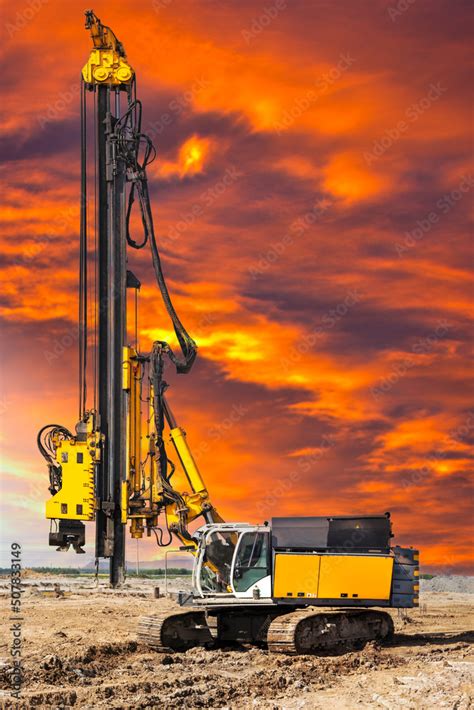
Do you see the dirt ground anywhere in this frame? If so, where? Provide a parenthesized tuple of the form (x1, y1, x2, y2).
(0, 575, 472, 709)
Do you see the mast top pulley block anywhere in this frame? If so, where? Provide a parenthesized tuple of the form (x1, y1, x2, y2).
(82, 10, 134, 85)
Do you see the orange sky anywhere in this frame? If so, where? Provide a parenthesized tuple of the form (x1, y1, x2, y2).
(0, 0, 472, 572)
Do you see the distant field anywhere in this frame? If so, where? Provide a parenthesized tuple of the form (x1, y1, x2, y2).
(0, 567, 192, 577)
(0, 569, 446, 579)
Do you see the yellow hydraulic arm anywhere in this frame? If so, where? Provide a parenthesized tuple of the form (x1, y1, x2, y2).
(122, 346, 223, 549)
(163, 395, 225, 537)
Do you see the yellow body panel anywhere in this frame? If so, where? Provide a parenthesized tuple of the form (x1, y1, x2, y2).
(45, 440, 95, 521)
(273, 553, 320, 598)
(273, 553, 394, 600)
(318, 555, 393, 600)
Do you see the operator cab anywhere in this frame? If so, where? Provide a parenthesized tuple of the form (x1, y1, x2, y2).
(194, 524, 271, 599)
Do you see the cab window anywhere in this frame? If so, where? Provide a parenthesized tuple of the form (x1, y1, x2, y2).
(233, 532, 270, 592)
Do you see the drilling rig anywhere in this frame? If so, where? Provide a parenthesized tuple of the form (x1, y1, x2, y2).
(39, 11, 419, 654)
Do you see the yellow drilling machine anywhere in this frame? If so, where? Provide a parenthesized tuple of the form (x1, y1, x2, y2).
(39, 11, 419, 655)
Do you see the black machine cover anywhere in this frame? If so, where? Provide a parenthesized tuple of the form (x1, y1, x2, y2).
(271, 515, 392, 552)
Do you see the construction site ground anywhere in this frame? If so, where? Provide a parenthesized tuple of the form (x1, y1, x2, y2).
(0, 574, 472, 709)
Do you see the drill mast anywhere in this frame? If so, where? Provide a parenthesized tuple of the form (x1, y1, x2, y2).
(39, 11, 220, 587)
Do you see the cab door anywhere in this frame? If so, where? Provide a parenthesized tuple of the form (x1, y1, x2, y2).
(231, 529, 271, 598)
(194, 527, 238, 597)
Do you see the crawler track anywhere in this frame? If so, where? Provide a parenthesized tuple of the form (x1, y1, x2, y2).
(137, 610, 213, 652)
(267, 609, 394, 654)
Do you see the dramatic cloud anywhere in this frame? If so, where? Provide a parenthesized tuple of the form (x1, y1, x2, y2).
(0, 0, 472, 572)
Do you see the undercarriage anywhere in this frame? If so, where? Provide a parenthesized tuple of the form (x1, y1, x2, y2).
(137, 606, 394, 655)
